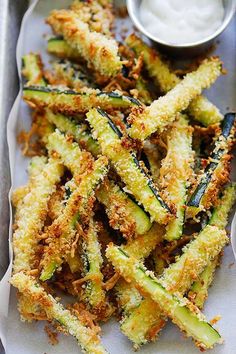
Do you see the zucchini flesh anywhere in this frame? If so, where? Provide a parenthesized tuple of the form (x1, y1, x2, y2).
(87, 108, 171, 224)
(106, 245, 222, 349)
(22, 53, 46, 86)
(96, 178, 152, 237)
(13, 158, 64, 274)
(160, 115, 193, 241)
(46, 9, 122, 77)
(187, 113, 235, 213)
(119, 225, 227, 346)
(23, 85, 141, 115)
(126, 34, 223, 126)
(127, 57, 222, 140)
(81, 220, 105, 308)
(11, 273, 108, 354)
(40, 156, 108, 281)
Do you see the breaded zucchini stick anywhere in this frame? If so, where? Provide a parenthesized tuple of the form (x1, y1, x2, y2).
(40, 155, 108, 281)
(46, 9, 122, 77)
(81, 219, 105, 308)
(188, 183, 236, 309)
(11, 273, 108, 354)
(120, 225, 228, 346)
(127, 57, 222, 140)
(115, 223, 165, 339)
(22, 53, 46, 86)
(23, 86, 141, 115)
(160, 115, 194, 240)
(13, 158, 64, 274)
(126, 34, 223, 126)
(87, 108, 172, 224)
(187, 112, 235, 217)
(106, 241, 224, 350)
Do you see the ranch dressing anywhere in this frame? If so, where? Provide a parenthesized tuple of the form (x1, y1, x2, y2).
(139, 0, 224, 44)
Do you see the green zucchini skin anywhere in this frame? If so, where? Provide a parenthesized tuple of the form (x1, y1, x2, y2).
(188, 112, 235, 208)
(23, 85, 141, 115)
(87, 108, 172, 224)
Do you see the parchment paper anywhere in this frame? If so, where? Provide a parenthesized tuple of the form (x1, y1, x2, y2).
(1, 1, 236, 353)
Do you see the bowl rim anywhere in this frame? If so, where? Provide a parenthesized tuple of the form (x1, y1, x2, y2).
(127, 0, 236, 48)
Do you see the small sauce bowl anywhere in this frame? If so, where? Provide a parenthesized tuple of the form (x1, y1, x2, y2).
(127, 0, 236, 57)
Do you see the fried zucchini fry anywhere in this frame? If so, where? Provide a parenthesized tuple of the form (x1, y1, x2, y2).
(23, 86, 141, 114)
(106, 244, 223, 350)
(187, 112, 235, 217)
(11, 273, 108, 354)
(126, 34, 223, 126)
(40, 156, 108, 281)
(13, 158, 64, 274)
(46, 9, 121, 77)
(22, 53, 46, 86)
(81, 219, 105, 308)
(160, 115, 194, 240)
(127, 57, 222, 140)
(87, 108, 172, 224)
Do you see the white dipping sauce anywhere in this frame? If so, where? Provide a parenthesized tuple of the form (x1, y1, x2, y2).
(139, 0, 224, 44)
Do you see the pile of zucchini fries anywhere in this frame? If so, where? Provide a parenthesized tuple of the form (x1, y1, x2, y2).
(11, 1, 236, 353)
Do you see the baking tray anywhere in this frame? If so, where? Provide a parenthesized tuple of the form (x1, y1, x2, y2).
(0, 1, 29, 353)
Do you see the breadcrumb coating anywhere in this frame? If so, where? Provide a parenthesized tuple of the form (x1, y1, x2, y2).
(160, 115, 194, 240)
(46, 9, 122, 77)
(128, 57, 223, 140)
(106, 245, 222, 349)
(13, 158, 64, 274)
(11, 273, 107, 354)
